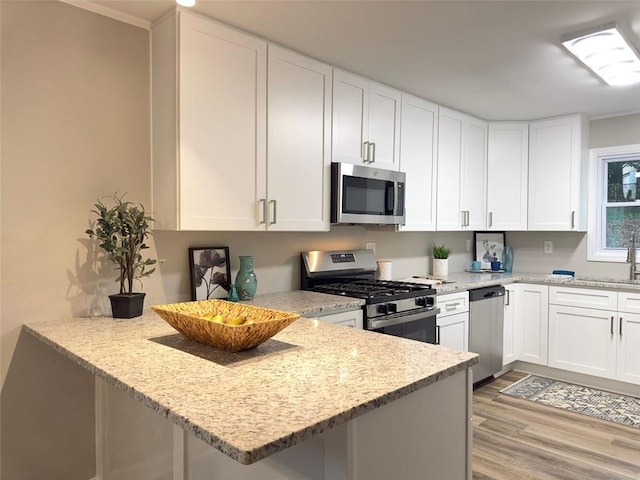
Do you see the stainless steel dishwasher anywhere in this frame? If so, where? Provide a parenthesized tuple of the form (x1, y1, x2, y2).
(469, 285, 505, 385)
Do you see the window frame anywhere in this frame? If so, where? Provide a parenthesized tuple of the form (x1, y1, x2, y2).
(588, 143, 640, 262)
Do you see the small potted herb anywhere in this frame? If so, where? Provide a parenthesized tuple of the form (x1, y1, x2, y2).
(431, 244, 452, 277)
(86, 194, 157, 318)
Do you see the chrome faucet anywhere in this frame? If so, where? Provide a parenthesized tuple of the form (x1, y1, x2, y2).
(627, 232, 638, 281)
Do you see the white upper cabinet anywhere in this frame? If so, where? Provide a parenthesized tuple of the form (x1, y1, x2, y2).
(267, 45, 332, 231)
(151, 11, 331, 231)
(487, 123, 529, 231)
(398, 94, 438, 231)
(528, 114, 589, 231)
(332, 69, 401, 170)
(152, 11, 266, 230)
(436, 107, 487, 230)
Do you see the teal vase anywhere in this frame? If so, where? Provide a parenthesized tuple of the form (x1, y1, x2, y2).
(235, 256, 257, 300)
(502, 246, 514, 273)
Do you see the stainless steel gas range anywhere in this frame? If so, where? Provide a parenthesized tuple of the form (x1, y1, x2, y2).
(301, 249, 441, 344)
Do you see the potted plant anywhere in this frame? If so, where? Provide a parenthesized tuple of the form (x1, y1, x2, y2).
(86, 194, 157, 318)
(431, 244, 452, 277)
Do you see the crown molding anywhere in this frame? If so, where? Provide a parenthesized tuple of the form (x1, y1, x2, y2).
(58, 0, 151, 30)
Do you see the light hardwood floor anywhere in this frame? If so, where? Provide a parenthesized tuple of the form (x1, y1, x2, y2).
(473, 371, 640, 480)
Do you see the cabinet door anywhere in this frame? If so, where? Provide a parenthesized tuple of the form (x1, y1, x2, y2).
(332, 70, 369, 165)
(528, 115, 588, 231)
(436, 108, 463, 230)
(178, 13, 267, 230)
(549, 305, 617, 379)
(487, 123, 529, 231)
(617, 313, 640, 385)
(318, 310, 363, 329)
(368, 83, 401, 170)
(519, 284, 549, 365)
(437, 312, 469, 351)
(460, 116, 487, 230)
(267, 45, 332, 231)
(503, 284, 519, 366)
(398, 94, 438, 231)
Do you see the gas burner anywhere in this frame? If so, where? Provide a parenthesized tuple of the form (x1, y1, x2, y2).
(311, 279, 435, 303)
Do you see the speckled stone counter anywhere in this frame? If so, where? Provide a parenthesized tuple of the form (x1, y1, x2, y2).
(249, 290, 365, 317)
(24, 313, 477, 465)
(432, 271, 640, 294)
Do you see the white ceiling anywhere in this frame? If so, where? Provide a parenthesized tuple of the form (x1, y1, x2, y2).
(93, 0, 640, 121)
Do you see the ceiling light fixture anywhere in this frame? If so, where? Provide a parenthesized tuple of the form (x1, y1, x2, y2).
(562, 25, 640, 86)
(176, 0, 196, 7)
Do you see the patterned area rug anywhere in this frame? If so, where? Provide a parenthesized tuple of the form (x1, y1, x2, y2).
(501, 375, 640, 429)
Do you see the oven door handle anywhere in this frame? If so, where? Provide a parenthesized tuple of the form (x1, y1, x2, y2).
(368, 308, 440, 330)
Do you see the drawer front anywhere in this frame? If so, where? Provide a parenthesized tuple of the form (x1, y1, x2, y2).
(549, 286, 617, 310)
(617, 291, 640, 314)
(437, 291, 469, 317)
(317, 309, 364, 329)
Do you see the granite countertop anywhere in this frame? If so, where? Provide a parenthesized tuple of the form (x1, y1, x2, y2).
(431, 271, 640, 294)
(249, 290, 365, 316)
(24, 312, 477, 465)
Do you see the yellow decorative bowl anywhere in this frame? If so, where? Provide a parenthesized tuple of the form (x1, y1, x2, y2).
(151, 299, 300, 352)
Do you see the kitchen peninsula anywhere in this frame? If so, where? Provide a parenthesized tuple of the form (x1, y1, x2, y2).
(24, 305, 477, 480)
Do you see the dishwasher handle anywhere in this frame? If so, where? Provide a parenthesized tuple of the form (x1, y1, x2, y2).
(469, 285, 506, 302)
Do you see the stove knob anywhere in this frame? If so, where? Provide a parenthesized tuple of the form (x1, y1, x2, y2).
(415, 297, 427, 307)
(377, 304, 389, 315)
(387, 303, 397, 314)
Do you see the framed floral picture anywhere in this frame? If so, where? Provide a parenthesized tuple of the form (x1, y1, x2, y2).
(473, 232, 506, 270)
(188, 247, 231, 301)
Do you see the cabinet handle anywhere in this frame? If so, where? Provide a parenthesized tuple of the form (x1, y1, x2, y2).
(445, 302, 461, 310)
(489, 211, 493, 228)
(370, 142, 376, 163)
(436, 325, 441, 345)
(270, 200, 277, 225)
(571, 211, 576, 229)
(258, 198, 267, 224)
(610, 316, 614, 335)
(362, 141, 370, 162)
(461, 210, 469, 227)
(620, 317, 623, 336)
(505, 289, 510, 306)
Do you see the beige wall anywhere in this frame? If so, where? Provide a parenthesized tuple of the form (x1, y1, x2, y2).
(1, 2, 152, 477)
(589, 113, 640, 149)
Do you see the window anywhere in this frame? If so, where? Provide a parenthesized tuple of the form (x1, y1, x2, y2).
(588, 144, 640, 261)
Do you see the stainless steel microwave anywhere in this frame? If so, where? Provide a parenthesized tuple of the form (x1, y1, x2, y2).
(331, 162, 406, 225)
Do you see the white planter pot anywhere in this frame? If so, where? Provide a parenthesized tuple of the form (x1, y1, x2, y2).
(432, 258, 449, 277)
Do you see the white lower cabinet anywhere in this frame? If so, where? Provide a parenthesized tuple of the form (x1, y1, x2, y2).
(518, 284, 549, 366)
(617, 312, 640, 384)
(548, 287, 640, 385)
(548, 304, 617, 378)
(316, 309, 364, 329)
(502, 284, 519, 366)
(436, 291, 469, 351)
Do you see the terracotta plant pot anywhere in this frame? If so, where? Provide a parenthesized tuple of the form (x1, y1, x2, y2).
(109, 293, 146, 319)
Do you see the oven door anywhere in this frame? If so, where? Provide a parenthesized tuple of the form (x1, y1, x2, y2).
(369, 310, 440, 345)
(331, 162, 405, 225)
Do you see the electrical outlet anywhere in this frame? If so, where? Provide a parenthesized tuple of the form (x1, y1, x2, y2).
(466, 239, 471, 252)
(365, 242, 376, 256)
(544, 241, 553, 254)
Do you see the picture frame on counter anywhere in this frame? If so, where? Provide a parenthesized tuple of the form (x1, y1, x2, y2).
(188, 246, 231, 301)
(473, 231, 506, 270)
